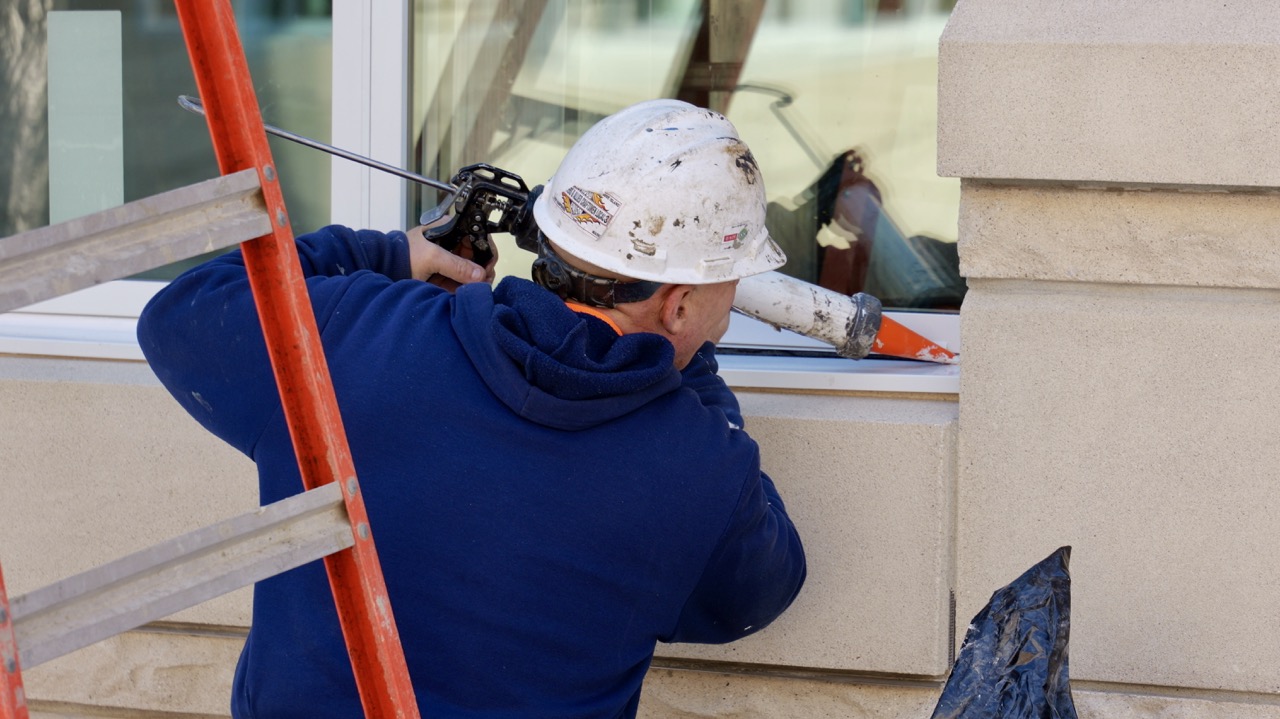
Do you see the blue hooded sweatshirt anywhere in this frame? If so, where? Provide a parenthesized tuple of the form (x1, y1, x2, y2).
(137, 225, 806, 719)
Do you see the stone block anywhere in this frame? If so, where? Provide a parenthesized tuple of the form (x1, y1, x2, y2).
(1075, 688, 1280, 719)
(957, 281, 1280, 693)
(659, 394, 958, 677)
(959, 183, 1280, 289)
(0, 358, 257, 627)
(639, 667, 940, 719)
(938, 1, 1280, 187)
(24, 628, 241, 716)
(639, 667, 1280, 719)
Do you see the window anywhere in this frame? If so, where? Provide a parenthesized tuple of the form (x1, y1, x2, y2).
(2, 1, 958, 391)
(405, 2, 961, 310)
(394, 0, 961, 389)
(0, 2, 331, 355)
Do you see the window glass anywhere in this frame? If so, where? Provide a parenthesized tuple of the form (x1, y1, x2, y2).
(0, 0, 332, 281)
(409, 0, 961, 312)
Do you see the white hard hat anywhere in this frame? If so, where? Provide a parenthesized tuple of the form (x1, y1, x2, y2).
(531, 99, 786, 285)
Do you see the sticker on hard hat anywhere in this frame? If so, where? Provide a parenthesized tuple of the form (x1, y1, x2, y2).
(722, 226, 748, 250)
(559, 186, 621, 238)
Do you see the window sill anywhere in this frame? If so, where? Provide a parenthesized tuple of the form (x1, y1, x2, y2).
(717, 310, 960, 394)
(0, 313, 145, 361)
(0, 317, 961, 396)
(718, 354, 958, 395)
(0, 283, 961, 395)
(0, 282, 162, 361)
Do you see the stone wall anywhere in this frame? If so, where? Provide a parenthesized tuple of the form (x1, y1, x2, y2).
(0, 358, 959, 717)
(940, 0, 1280, 715)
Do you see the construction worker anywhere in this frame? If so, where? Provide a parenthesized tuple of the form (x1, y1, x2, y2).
(138, 99, 805, 718)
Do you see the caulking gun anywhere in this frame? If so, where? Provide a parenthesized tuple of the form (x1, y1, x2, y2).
(178, 95, 954, 363)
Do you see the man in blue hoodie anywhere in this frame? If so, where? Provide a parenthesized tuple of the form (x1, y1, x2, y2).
(137, 99, 805, 719)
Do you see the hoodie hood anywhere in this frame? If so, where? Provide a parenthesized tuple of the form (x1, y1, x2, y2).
(451, 277, 681, 431)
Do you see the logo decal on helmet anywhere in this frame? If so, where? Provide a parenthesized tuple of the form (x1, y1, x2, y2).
(559, 186, 621, 239)
(722, 226, 748, 250)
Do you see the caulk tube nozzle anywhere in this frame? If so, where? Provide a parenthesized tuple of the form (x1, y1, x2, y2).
(733, 271, 883, 359)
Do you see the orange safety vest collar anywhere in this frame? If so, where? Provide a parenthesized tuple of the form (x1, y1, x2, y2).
(565, 301, 622, 336)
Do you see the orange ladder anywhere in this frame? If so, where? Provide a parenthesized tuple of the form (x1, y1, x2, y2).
(0, 1, 419, 716)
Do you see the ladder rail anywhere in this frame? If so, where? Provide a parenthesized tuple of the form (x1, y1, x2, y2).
(0, 567, 26, 719)
(172, 1, 420, 716)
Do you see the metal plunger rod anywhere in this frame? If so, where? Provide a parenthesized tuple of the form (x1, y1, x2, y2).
(179, 95, 457, 195)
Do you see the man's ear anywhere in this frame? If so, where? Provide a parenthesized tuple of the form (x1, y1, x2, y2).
(658, 284, 694, 336)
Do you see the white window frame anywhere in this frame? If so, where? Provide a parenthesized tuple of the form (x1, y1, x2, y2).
(329, 1, 410, 232)
(0, 0, 960, 394)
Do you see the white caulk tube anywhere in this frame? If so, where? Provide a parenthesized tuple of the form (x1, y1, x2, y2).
(733, 271, 883, 360)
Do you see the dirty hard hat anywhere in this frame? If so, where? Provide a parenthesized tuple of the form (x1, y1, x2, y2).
(531, 99, 786, 285)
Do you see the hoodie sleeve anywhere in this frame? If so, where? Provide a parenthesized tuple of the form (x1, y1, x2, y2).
(667, 460, 807, 645)
(669, 343, 805, 642)
(292, 225, 414, 281)
(135, 225, 416, 457)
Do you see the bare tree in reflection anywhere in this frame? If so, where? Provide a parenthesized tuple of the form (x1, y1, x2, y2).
(0, 0, 52, 237)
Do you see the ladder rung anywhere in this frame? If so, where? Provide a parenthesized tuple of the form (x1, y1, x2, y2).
(0, 168, 270, 315)
(8, 482, 352, 669)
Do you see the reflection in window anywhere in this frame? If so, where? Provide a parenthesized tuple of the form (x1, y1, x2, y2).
(410, 0, 962, 311)
(0, 1, 332, 280)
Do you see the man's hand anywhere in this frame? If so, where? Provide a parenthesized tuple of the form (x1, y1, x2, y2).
(406, 224, 499, 291)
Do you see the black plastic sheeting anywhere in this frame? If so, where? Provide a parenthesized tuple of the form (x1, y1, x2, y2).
(931, 546, 1078, 719)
